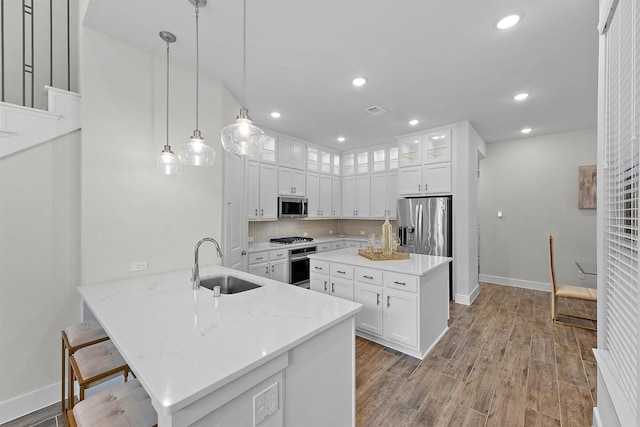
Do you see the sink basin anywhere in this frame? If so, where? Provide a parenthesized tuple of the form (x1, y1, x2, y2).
(199, 275, 262, 294)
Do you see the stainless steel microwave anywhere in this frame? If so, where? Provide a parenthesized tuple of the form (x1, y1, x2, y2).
(278, 197, 308, 218)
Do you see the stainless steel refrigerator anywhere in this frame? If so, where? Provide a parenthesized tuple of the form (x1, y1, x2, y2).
(397, 196, 453, 297)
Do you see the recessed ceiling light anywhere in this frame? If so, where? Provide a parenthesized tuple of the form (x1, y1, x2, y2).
(409, 119, 419, 126)
(270, 111, 281, 119)
(352, 77, 367, 87)
(337, 136, 346, 142)
(497, 14, 520, 30)
(521, 128, 532, 134)
(513, 93, 529, 101)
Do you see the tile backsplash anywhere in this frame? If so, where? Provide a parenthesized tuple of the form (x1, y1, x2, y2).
(248, 219, 397, 243)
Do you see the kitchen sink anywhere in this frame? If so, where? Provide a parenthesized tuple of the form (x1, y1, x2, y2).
(199, 275, 263, 294)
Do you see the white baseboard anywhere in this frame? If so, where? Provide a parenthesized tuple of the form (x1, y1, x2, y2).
(0, 382, 60, 424)
(455, 282, 480, 305)
(592, 407, 602, 427)
(479, 274, 551, 292)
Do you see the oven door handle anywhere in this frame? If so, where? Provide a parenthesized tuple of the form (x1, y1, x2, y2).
(290, 254, 311, 262)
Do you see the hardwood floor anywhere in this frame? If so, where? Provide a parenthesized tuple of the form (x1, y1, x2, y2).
(3, 282, 596, 427)
(356, 282, 597, 427)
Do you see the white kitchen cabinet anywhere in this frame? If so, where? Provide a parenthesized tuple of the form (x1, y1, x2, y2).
(248, 249, 288, 282)
(278, 136, 306, 169)
(398, 135, 423, 167)
(279, 167, 306, 196)
(354, 282, 383, 336)
(345, 240, 365, 248)
(307, 172, 320, 217)
(397, 164, 451, 196)
(310, 274, 329, 293)
(307, 146, 319, 171)
(317, 242, 332, 252)
(342, 175, 371, 218)
(307, 173, 333, 218)
(260, 132, 278, 164)
(371, 171, 398, 219)
(331, 241, 345, 250)
(384, 288, 418, 348)
(332, 176, 341, 216)
(398, 128, 451, 166)
(247, 161, 278, 220)
(372, 144, 399, 172)
(330, 277, 354, 301)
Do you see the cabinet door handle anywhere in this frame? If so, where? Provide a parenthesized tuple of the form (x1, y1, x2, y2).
(332, 282, 335, 293)
(271, 265, 274, 273)
(324, 281, 327, 291)
(418, 184, 421, 192)
(363, 275, 373, 279)
(293, 187, 296, 193)
(376, 293, 380, 305)
(265, 266, 269, 275)
(424, 183, 427, 191)
(393, 281, 407, 286)
(255, 209, 258, 216)
(337, 270, 346, 274)
(261, 209, 264, 216)
(387, 296, 391, 308)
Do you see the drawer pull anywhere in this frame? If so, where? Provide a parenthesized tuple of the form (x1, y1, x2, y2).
(337, 270, 346, 274)
(314, 266, 323, 270)
(256, 256, 264, 260)
(276, 253, 283, 257)
(393, 281, 407, 286)
(362, 275, 374, 279)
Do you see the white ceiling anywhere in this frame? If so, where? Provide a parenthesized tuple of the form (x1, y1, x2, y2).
(84, 0, 599, 151)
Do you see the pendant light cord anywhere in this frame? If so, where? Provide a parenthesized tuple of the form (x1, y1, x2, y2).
(165, 40, 170, 147)
(195, 0, 200, 131)
(242, 0, 247, 106)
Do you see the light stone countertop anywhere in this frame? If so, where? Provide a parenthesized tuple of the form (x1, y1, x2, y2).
(308, 248, 452, 276)
(78, 265, 361, 416)
(248, 235, 367, 252)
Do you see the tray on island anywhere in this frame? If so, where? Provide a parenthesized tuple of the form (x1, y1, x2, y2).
(358, 249, 410, 261)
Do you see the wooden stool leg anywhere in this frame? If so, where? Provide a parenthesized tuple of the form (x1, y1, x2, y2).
(61, 337, 66, 417)
(68, 356, 74, 410)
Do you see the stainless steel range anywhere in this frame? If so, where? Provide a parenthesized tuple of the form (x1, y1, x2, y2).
(270, 237, 316, 288)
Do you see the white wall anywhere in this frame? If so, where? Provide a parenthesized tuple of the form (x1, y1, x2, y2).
(81, 28, 228, 284)
(0, 131, 81, 418)
(478, 128, 597, 290)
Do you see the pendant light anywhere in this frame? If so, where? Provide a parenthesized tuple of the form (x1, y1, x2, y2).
(156, 31, 181, 175)
(220, 0, 266, 156)
(178, 0, 216, 166)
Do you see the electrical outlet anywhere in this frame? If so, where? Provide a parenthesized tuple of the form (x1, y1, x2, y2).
(253, 382, 278, 426)
(329, 230, 333, 234)
(360, 230, 366, 235)
(303, 232, 309, 237)
(130, 261, 148, 272)
(248, 236, 254, 242)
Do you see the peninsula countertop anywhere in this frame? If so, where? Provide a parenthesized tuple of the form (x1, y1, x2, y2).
(78, 265, 362, 417)
(308, 248, 451, 275)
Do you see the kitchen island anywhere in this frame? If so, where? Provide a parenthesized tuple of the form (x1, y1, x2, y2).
(308, 248, 451, 359)
(78, 265, 361, 427)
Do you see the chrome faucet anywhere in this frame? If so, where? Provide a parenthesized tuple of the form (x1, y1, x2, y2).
(192, 237, 223, 290)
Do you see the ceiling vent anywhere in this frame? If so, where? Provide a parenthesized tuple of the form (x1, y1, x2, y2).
(365, 105, 386, 116)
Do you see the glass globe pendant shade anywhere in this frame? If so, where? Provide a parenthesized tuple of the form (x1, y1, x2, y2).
(156, 145, 182, 175)
(178, 129, 216, 166)
(221, 108, 266, 156)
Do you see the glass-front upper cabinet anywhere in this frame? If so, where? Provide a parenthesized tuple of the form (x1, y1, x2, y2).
(398, 134, 423, 167)
(260, 133, 277, 163)
(307, 146, 319, 171)
(372, 144, 399, 172)
(357, 151, 369, 174)
(424, 129, 451, 164)
(320, 151, 332, 174)
(333, 153, 341, 175)
(342, 153, 355, 176)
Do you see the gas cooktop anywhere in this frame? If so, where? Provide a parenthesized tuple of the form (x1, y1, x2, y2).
(270, 237, 314, 245)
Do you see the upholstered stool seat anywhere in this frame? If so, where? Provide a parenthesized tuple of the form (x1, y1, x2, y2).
(68, 339, 130, 410)
(62, 321, 110, 418)
(69, 379, 157, 427)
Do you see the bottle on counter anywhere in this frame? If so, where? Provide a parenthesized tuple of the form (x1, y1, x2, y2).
(382, 212, 392, 256)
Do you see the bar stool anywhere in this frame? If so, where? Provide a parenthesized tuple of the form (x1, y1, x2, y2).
(68, 339, 131, 413)
(61, 321, 109, 416)
(68, 378, 157, 427)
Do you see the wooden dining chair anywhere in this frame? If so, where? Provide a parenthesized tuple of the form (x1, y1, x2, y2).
(548, 234, 597, 330)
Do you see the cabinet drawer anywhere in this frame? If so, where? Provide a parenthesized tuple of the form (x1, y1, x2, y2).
(346, 241, 363, 248)
(331, 263, 354, 280)
(385, 272, 418, 293)
(249, 252, 269, 264)
(355, 267, 382, 285)
(270, 249, 288, 260)
(317, 243, 332, 252)
(311, 260, 330, 275)
(331, 241, 345, 249)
